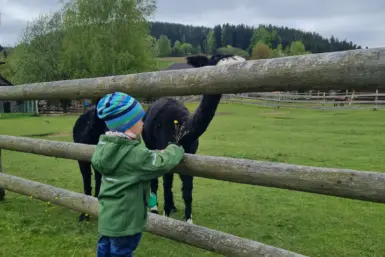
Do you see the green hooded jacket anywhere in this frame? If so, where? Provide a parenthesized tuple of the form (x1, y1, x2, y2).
(91, 134, 185, 237)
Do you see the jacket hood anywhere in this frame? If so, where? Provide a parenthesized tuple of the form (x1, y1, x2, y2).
(91, 133, 141, 175)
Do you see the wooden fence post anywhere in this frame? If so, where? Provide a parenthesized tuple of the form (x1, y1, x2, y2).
(35, 100, 39, 115)
(350, 90, 355, 106)
(322, 92, 326, 111)
(373, 89, 378, 111)
(0, 149, 4, 201)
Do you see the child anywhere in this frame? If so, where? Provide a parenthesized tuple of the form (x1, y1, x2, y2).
(91, 92, 185, 257)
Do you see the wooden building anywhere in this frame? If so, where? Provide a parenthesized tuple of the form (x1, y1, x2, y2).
(0, 62, 37, 113)
(0, 74, 19, 113)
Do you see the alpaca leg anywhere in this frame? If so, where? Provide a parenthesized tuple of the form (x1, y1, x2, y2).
(150, 178, 159, 214)
(180, 174, 193, 224)
(163, 173, 176, 217)
(79, 161, 92, 221)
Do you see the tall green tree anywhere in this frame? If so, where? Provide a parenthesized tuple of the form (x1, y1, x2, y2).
(180, 43, 193, 55)
(0, 49, 16, 84)
(172, 40, 183, 56)
(270, 44, 286, 58)
(249, 26, 272, 52)
(157, 35, 172, 57)
(221, 24, 233, 47)
(196, 45, 202, 54)
(206, 30, 216, 54)
(213, 25, 222, 49)
(60, 0, 157, 78)
(285, 41, 311, 56)
(250, 42, 271, 59)
(9, 12, 64, 84)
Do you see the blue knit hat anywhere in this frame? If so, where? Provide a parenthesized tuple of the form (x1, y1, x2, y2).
(96, 92, 145, 132)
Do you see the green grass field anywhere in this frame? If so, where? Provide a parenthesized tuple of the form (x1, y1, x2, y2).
(1, 103, 385, 257)
(156, 57, 187, 70)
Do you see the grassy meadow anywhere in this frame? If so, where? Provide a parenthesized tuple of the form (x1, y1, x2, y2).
(1, 102, 385, 257)
(156, 57, 187, 70)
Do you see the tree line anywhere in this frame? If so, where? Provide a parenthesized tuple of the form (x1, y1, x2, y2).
(151, 21, 363, 58)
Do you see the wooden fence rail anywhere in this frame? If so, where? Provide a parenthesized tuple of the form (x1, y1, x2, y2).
(1, 135, 385, 205)
(0, 48, 384, 100)
(0, 173, 305, 257)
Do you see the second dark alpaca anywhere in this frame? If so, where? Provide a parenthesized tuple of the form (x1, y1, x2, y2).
(73, 54, 246, 223)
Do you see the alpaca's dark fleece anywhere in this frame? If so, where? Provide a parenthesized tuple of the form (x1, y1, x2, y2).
(142, 92, 221, 222)
(73, 104, 107, 221)
(143, 55, 239, 222)
(73, 54, 236, 222)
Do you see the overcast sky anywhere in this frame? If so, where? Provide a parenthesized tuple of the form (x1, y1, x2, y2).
(0, 0, 384, 48)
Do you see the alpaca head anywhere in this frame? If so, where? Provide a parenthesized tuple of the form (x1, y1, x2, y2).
(142, 98, 191, 151)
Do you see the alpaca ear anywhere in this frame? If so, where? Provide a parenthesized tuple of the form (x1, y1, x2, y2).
(186, 55, 209, 68)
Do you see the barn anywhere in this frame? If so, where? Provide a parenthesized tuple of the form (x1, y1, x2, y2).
(0, 73, 20, 113)
(0, 62, 37, 114)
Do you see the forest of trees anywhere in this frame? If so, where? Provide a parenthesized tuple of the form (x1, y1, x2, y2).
(150, 21, 362, 58)
(0, 0, 363, 88)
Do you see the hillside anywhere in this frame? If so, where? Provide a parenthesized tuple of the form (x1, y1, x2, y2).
(0, 18, 363, 85)
(0, 21, 361, 59)
(150, 21, 362, 55)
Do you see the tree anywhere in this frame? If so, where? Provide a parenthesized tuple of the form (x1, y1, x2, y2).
(206, 30, 216, 54)
(196, 45, 202, 54)
(149, 36, 159, 57)
(172, 40, 183, 56)
(213, 25, 222, 49)
(221, 24, 233, 47)
(249, 26, 271, 52)
(157, 35, 172, 57)
(202, 39, 208, 54)
(285, 41, 311, 56)
(9, 12, 64, 85)
(60, 0, 158, 78)
(180, 43, 193, 55)
(270, 44, 286, 58)
(0, 46, 16, 83)
(250, 42, 271, 59)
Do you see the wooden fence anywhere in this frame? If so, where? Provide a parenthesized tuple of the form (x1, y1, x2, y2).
(0, 48, 385, 256)
(223, 90, 385, 111)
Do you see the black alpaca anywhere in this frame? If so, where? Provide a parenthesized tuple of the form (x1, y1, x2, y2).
(73, 102, 107, 221)
(72, 54, 246, 222)
(145, 54, 246, 224)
